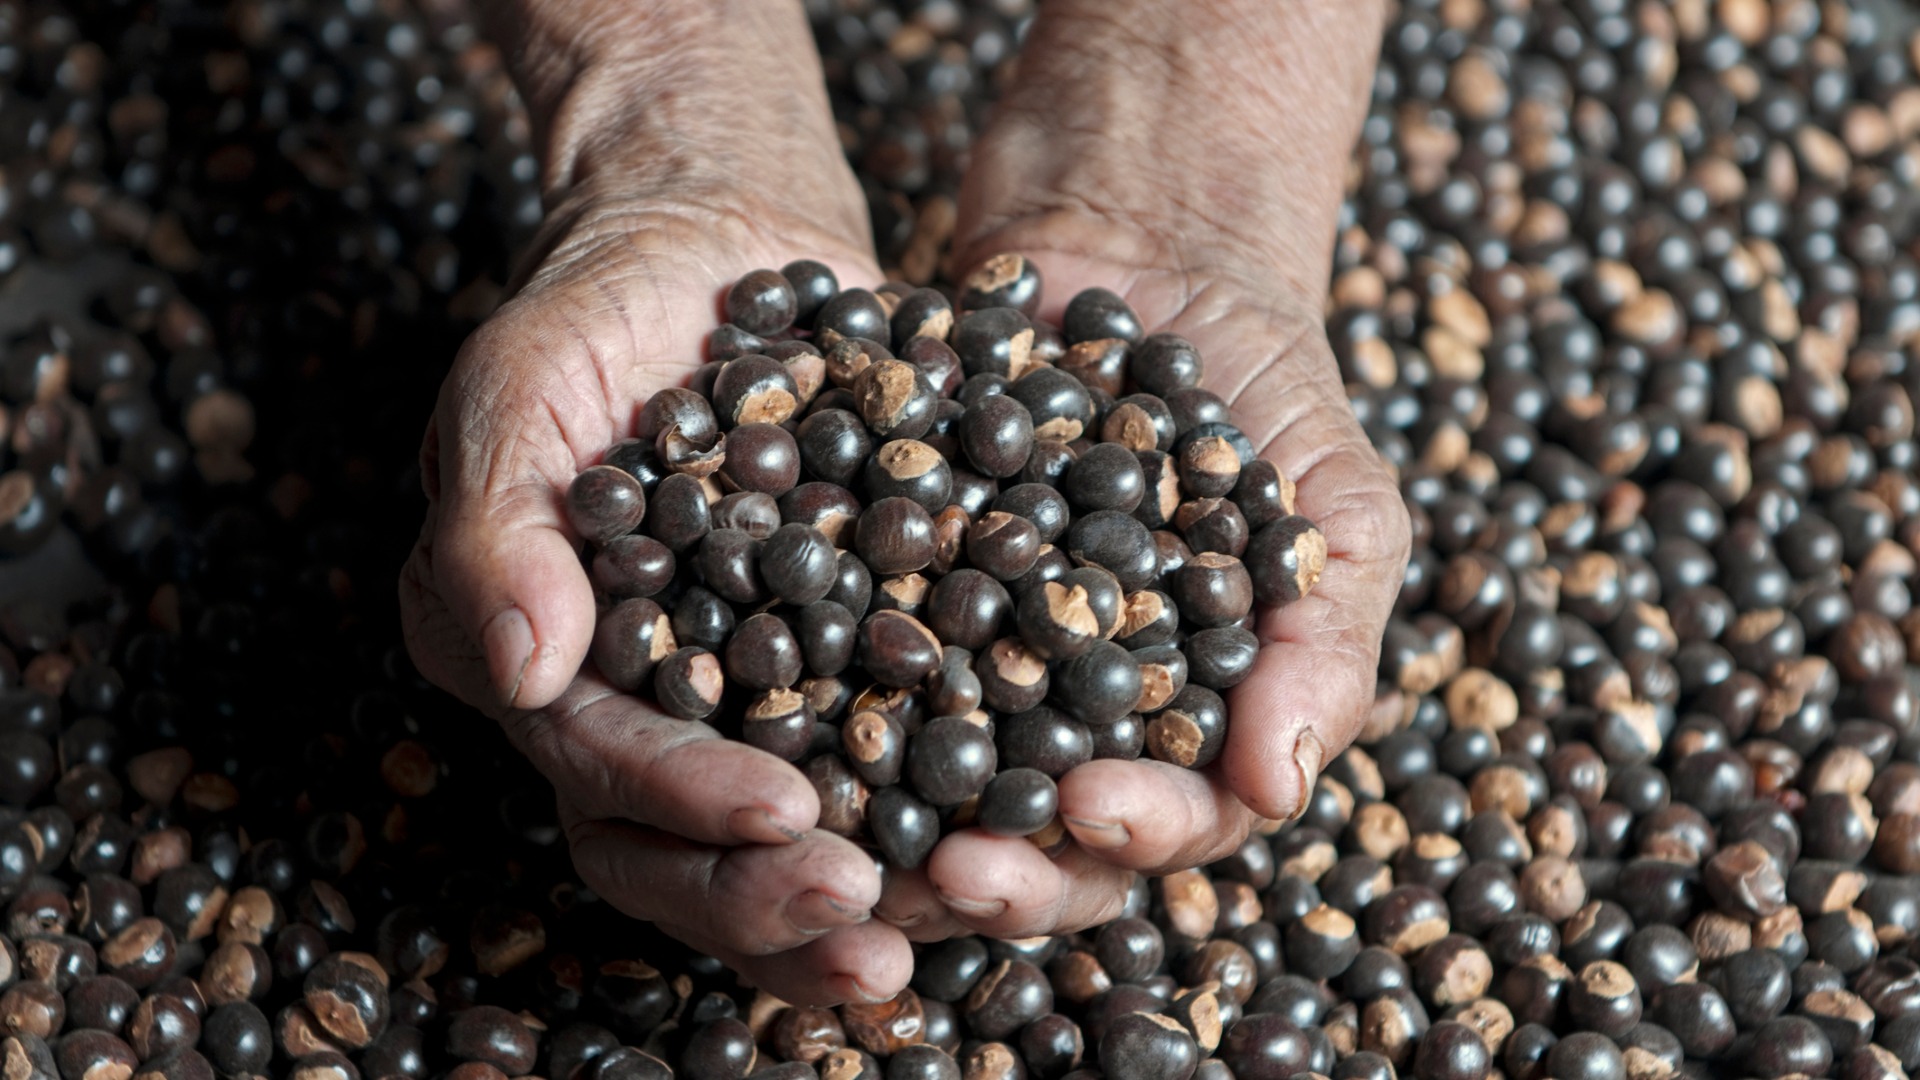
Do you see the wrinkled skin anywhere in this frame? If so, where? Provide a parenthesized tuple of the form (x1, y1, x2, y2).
(402, 0, 1404, 1004)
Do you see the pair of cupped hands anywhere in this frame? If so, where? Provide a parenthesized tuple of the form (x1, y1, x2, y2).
(400, 1, 1407, 1007)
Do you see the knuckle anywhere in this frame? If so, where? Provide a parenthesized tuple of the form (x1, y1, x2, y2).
(1365, 483, 1415, 563)
(566, 828, 654, 921)
(1186, 813, 1253, 870)
(1082, 873, 1139, 930)
(1323, 459, 1413, 571)
(499, 707, 561, 764)
(1327, 659, 1379, 741)
(621, 724, 724, 818)
(705, 866, 789, 955)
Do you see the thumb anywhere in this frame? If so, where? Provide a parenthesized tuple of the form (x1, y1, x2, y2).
(420, 333, 606, 713)
(435, 481, 597, 713)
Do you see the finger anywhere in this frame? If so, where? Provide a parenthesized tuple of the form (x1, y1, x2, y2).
(1219, 356, 1411, 821)
(925, 829, 1138, 939)
(515, 683, 820, 844)
(427, 314, 619, 713)
(669, 921, 916, 1008)
(400, 495, 485, 704)
(874, 866, 974, 943)
(569, 818, 881, 957)
(1056, 758, 1258, 873)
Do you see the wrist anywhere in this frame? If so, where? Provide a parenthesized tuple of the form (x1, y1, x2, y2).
(490, 0, 859, 231)
(956, 0, 1386, 305)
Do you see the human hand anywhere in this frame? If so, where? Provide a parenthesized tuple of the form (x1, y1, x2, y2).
(872, 0, 1409, 940)
(399, 0, 913, 1005)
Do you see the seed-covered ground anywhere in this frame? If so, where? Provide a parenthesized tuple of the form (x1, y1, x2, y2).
(1, 1, 1919, 1079)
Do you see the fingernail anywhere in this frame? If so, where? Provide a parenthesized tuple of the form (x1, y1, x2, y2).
(937, 892, 1009, 919)
(785, 890, 869, 935)
(1288, 730, 1325, 822)
(482, 607, 535, 708)
(828, 973, 891, 1005)
(879, 909, 925, 929)
(727, 807, 808, 845)
(821, 893, 871, 921)
(1064, 817, 1132, 850)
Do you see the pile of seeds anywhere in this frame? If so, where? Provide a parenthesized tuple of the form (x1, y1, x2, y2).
(1, 0, 1919, 1078)
(571, 260, 1326, 869)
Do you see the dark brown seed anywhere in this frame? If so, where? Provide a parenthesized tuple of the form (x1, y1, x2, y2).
(716, 422, 800, 495)
(567, 465, 647, 545)
(129, 993, 201, 1060)
(590, 599, 675, 692)
(1702, 840, 1788, 918)
(1100, 1012, 1198, 1080)
(1171, 553, 1255, 628)
(856, 497, 937, 575)
(1130, 334, 1204, 397)
(1063, 443, 1146, 514)
(1178, 436, 1242, 499)
(977, 768, 1059, 837)
(772, 1005, 847, 1065)
(200, 941, 272, 1005)
(1185, 626, 1261, 690)
(643, 472, 712, 550)
(1176, 497, 1251, 557)
(659, 424, 727, 478)
(0, 982, 64, 1039)
(927, 570, 1012, 652)
(796, 410, 875, 487)
(891, 288, 955, 345)
(829, 990, 921, 1060)
(965, 960, 1054, 1041)
(1057, 335, 1127, 396)
(967, 512, 1042, 582)
(1233, 460, 1298, 531)
(724, 613, 803, 691)
(953, 308, 1036, 379)
(864, 438, 952, 511)
(823, 337, 892, 390)
(1015, 581, 1101, 660)
(869, 788, 939, 870)
(960, 254, 1043, 316)
(1063, 288, 1143, 346)
(907, 717, 998, 807)
(959, 394, 1035, 478)
(1102, 398, 1173, 453)
(855, 360, 937, 441)
(741, 689, 817, 764)
(1146, 685, 1227, 770)
(712, 490, 781, 540)
(590, 535, 676, 598)
(842, 710, 906, 788)
(54, 1030, 137, 1080)
(637, 387, 719, 447)
(1054, 641, 1143, 726)
(1067, 510, 1159, 591)
(857, 611, 944, 688)
(726, 268, 798, 337)
(712, 354, 799, 428)
(1246, 515, 1329, 606)
(694, 527, 766, 604)
(100, 918, 173, 989)
(798, 601, 859, 678)
(816, 289, 891, 350)
(302, 955, 387, 1049)
(783, 260, 839, 326)
(652, 648, 725, 721)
